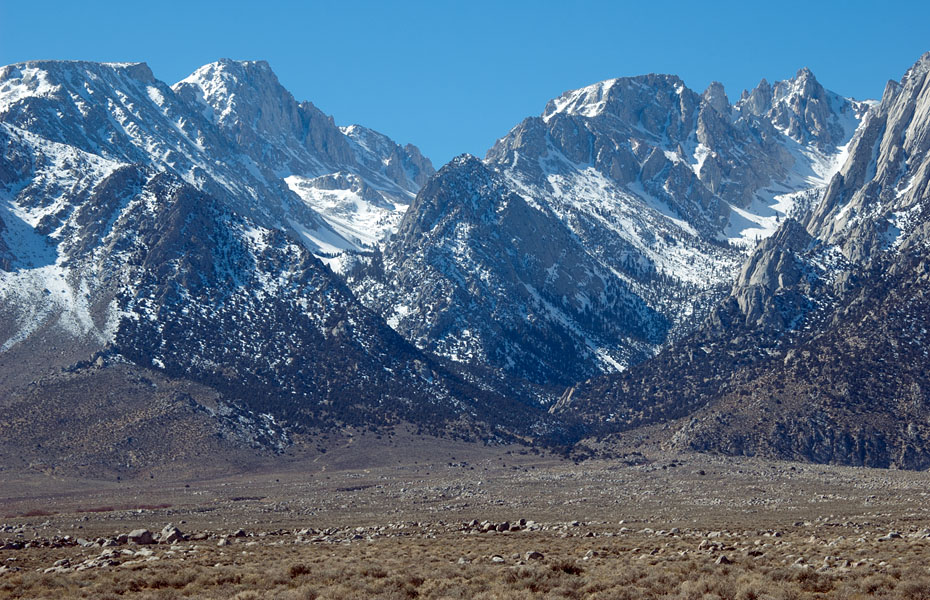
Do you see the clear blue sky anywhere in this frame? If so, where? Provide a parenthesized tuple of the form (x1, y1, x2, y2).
(2, 0, 928, 166)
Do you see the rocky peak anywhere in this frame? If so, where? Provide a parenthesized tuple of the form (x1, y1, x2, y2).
(740, 78, 773, 115)
(400, 143, 435, 187)
(734, 218, 813, 291)
(541, 74, 693, 132)
(0, 61, 158, 118)
(902, 51, 930, 83)
(173, 59, 433, 210)
(806, 51, 930, 260)
(117, 62, 157, 83)
(0, 60, 210, 169)
(173, 58, 304, 137)
(772, 67, 823, 107)
(792, 67, 817, 89)
(394, 154, 496, 241)
(0, 60, 155, 89)
(740, 66, 854, 150)
(341, 124, 435, 189)
(541, 78, 619, 122)
(701, 81, 730, 115)
(726, 52, 930, 331)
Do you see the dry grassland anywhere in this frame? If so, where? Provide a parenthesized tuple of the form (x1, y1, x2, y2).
(3, 443, 930, 599)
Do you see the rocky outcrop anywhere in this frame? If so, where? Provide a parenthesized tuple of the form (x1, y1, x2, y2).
(807, 52, 930, 259)
(740, 68, 866, 151)
(730, 52, 930, 332)
(727, 219, 825, 330)
(127, 529, 155, 545)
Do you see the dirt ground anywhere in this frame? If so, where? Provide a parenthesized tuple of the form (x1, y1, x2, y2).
(3, 435, 930, 599)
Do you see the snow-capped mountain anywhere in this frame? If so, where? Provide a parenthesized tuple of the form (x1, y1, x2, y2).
(0, 59, 432, 259)
(351, 68, 868, 386)
(0, 59, 431, 352)
(728, 53, 930, 333)
(353, 155, 669, 386)
(0, 59, 528, 445)
(560, 53, 930, 469)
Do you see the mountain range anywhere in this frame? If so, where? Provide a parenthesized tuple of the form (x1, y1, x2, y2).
(1, 53, 928, 475)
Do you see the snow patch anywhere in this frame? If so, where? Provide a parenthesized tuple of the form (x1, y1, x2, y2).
(285, 174, 406, 252)
(543, 80, 616, 122)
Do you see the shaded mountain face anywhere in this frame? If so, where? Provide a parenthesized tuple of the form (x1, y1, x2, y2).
(352, 155, 669, 386)
(0, 60, 535, 455)
(352, 69, 866, 386)
(559, 53, 930, 469)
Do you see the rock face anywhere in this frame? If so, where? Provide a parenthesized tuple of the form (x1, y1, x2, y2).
(351, 68, 866, 385)
(729, 52, 930, 333)
(728, 218, 840, 331)
(740, 68, 860, 151)
(562, 53, 930, 469)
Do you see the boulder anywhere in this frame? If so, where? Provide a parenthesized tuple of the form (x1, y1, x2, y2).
(160, 524, 184, 544)
(127, 529, 155, 545)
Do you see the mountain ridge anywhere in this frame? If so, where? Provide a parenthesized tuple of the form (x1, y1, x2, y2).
(4, 54, 930, 474)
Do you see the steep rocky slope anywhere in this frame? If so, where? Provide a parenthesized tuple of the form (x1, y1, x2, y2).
(561, 53, 930, 468)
